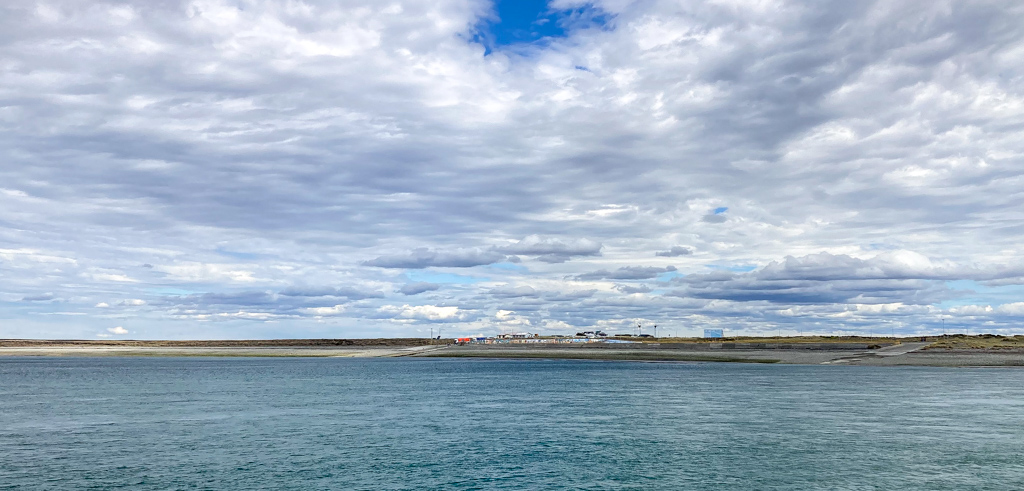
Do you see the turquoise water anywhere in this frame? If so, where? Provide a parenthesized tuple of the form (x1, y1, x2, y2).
(2, 358, 1024, 490)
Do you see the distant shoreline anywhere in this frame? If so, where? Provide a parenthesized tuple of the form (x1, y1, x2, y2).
(2, 337, 1024, 366)
(422, 344, 1024, 367)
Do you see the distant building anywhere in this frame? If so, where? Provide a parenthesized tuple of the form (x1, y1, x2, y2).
(704, 329, 724, 338)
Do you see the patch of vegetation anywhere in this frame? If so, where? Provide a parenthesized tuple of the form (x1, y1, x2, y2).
(602, 335, 902, 345)
(924, 335, 1024, 351)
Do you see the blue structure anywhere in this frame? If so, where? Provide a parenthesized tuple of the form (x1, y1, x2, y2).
(704, 329, 724, 338)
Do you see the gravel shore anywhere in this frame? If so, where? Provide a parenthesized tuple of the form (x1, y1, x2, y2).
(4, 341, 1024, 366)
(416, 343, 1024, 367)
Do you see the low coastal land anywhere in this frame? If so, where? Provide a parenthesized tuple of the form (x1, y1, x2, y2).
(0, 338, 442, 359)
(4, 335, 1024, 366)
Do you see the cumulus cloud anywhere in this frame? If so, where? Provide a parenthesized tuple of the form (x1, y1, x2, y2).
(655, 246, 692, 257)
(156, 287, 397, 322)
(108, 326, 129, 335)
(169, 291, 278, 307)
(367, 236, 603, 269)
(154, 263, 259, 283)
(753, 251, 1017, 283)
(667, 252, 1001, 305)
(398, 282, 441, 295)
(21, 293, 55, 302)
(488, 285, 539, 298)
(279, 286, 384, 300)
(575, 266, 676, 281)
(544, 290, 597, 302)
(615, 284, 652, 294)
(496, 236, 603, 263)
(304, 305, 346, 316)
(365, 248, 509, 269)
(378, 304, 466, 322)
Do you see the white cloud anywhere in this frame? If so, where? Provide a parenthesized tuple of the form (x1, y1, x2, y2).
(2, 0, 1024, 337)
(155, 263, 259, 283)
(378, 305, 464, 321)
(92, 273, 138, 283)
(305, 305, 346, 316)
(997, 303, 1024, 316)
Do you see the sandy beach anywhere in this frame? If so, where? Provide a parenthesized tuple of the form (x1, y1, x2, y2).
(0, 339, 446, 358)
(0, 345, 443, 358)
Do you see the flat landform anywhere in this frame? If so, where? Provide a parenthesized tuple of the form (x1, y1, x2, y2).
(0, 338, 443, 358)
(4, 335, 1024, 366)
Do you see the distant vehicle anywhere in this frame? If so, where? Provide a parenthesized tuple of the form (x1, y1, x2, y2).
(638, 334, 654, 338)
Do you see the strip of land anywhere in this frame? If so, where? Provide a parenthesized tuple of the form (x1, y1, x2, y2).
(3, 336, 1024, 366)
(0, 339, 445, 358)
(417, 340, 1024, 367)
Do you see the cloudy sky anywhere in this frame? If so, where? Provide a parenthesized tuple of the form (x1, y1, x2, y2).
(3, 0, 1024, 339)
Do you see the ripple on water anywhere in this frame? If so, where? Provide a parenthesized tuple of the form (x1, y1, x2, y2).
(1, 358, 1024, 489)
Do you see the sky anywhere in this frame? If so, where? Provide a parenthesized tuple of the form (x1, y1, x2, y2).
(2, 0, 1024, 340)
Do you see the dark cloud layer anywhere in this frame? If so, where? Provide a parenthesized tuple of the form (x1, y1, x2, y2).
(279, 286, 384, 300)
(366, 235, 602, 268)
(365, 248, 509, 269)
(495, 235, 603, 263)
(655, 246, 692, 257)
(399, 282, 441, 296)
(575, 266, 677, 281)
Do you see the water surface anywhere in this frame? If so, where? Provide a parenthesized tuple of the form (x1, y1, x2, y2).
(2, 357, 1022, 489)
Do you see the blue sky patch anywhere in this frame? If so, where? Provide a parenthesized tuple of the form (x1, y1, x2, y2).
(937, 280, 1024, 308)
(657, 270, 684, 281)
(475, 1, 610, 54)
(487, 262, 529, 273)
(714, 207, 728, 214)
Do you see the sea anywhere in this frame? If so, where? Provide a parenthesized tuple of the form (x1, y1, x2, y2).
(2, 357, 1023, 490)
